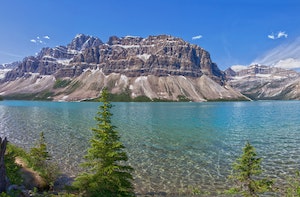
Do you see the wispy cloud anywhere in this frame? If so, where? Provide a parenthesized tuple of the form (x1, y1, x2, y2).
(0, 51, 23, 58)
(267, 31, 288, 40)
(30, 35, 51, 45)
(253, 36, 300, 67)
(192, 35, 203, 40)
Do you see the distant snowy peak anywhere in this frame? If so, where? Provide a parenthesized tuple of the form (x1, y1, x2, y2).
(225, 64, 299, 80)
(0, 61, 20, 69)
(273, 58, 300, 70)
(230, 65, 249, 72)
(0, 61, 20, 79)
(228, 58, 300, 74)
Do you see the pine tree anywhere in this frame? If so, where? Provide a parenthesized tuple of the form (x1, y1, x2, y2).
(73, 88, 134, 197)
(229, 141, 273, 196)
(30, 132, 50, 169)
(29, 132, 59, 190)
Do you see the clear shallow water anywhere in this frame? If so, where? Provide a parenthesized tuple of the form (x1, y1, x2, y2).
(1, 100, 300, 194)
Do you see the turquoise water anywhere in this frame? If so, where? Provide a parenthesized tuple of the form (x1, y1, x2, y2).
(0, 100, 300, 194)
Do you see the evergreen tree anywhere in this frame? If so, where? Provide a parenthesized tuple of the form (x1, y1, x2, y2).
(229, 141, 273, 196)
(30, 132, 50, 169)
(29, 132, 59, 190)
(73, 88, 134, 197)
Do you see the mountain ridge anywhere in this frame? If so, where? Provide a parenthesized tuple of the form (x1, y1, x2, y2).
(0, 34, 247, 102)
(225, 64, 300, 100)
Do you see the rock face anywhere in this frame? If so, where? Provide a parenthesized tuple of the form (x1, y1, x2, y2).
(0, 34, 247, 101)
(226, 64, 300, 100)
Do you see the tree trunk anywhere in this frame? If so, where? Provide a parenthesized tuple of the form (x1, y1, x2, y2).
(0, 137, 8, 193)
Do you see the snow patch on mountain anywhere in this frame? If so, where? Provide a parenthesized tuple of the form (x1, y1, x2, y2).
(230, 65, 248, 72)
(273, 58, 300, 69)
(0, 69, 11, 79)
(137, 54, 151, 61)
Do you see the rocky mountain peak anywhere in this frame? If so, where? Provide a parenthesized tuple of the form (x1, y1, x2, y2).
(67, 34, 103, 51)
(2, 34, 226, 83)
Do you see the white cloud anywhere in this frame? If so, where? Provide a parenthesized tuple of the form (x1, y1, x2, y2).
(30, 35, 50, 45)
(192, 35, 203, 40)
(278, 31, 288, 39)
(267, 34, 275, 40)
(267, 31, 288, 40)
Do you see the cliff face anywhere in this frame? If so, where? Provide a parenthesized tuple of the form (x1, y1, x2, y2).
(0, 34, 247, 101)
(226, 64, 300, 100)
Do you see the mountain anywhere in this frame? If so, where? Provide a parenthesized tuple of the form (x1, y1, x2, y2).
(0, 34, 247, 101)
(225, 64, 300, 100)
(0, 61, 20, 80)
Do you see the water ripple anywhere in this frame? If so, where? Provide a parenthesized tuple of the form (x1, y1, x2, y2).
(1, 101, 300, 195)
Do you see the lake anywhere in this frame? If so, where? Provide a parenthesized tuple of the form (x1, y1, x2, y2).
(0, 100, 300, 195)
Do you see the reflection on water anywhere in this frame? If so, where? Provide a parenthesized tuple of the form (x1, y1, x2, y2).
(1, 100, 300, 194)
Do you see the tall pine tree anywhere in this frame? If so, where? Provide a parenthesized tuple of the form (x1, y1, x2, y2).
(74, 88, 134, 197)
(229, 141, 273, 196)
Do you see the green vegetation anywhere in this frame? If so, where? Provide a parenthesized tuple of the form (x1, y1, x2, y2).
(65, 81, 82, 94)
(4, 133, 59, 194)
(283, 171, 300, 196)
(229, 141, 273, 196)
(207, 97, 250, 102)
(4, 143, 24, 185)
(28, 132, 59, 190)
(53, 79, 71, 89)
(73, 88, 134, 196)
(0, 96, 3, 101)
(84, 87, 191, 102)
(108, 90, 131, 102)
(3, 91, 54, 101)
(177, 95, 191, 102)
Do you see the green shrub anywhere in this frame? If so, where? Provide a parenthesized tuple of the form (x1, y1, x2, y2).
(284, 171, 300, 196)
(4, 143, 24, 185)
(53, 79, 71, 89)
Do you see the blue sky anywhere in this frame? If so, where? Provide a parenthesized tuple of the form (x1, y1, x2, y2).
(0, 0, 300, 70)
